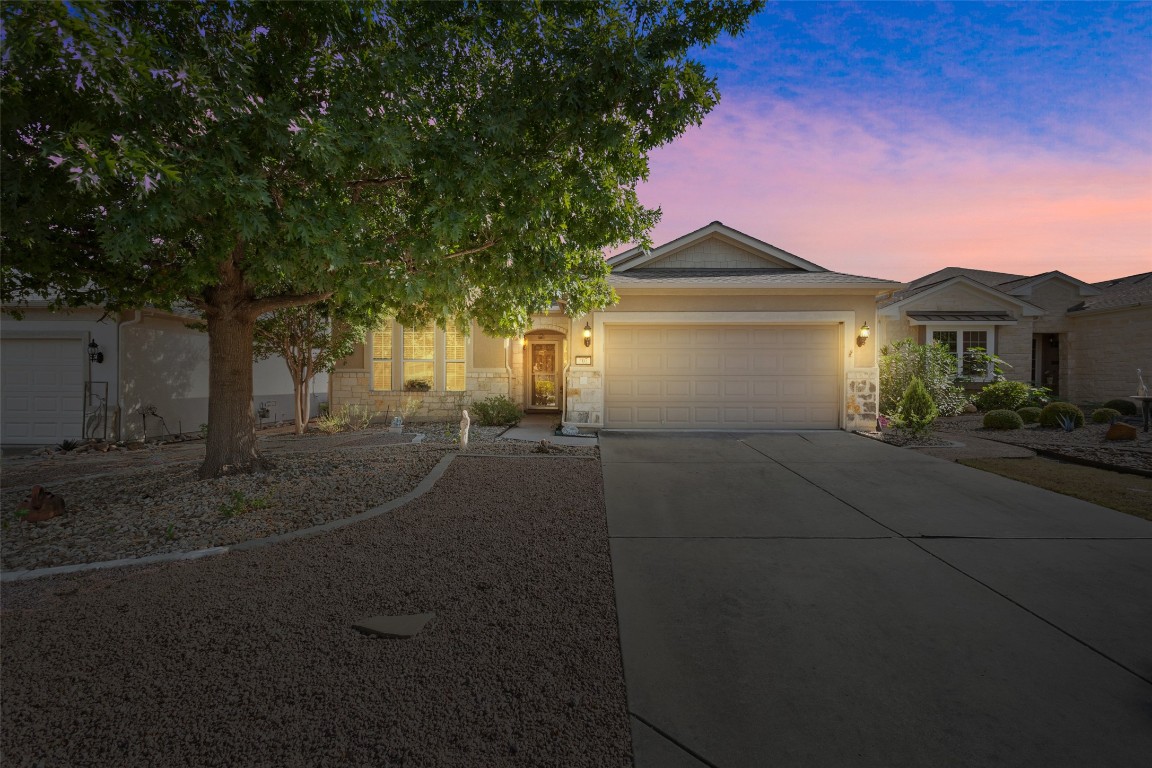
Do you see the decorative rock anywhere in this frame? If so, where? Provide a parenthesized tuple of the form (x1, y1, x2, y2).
(352, 613, 435, 639)
(1105, 422, 1138, 441)
(962, 403, 978, 413)
(560, 425, 580, 436)
(18, 485, 67, 523)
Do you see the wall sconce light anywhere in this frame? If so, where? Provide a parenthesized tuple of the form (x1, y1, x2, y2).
(583, 322, 592, 347)
(87, 339, 105, 363)
(856, 322, 870, 348)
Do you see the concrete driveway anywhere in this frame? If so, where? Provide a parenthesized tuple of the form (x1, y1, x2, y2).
(601, 431, 1152, 768)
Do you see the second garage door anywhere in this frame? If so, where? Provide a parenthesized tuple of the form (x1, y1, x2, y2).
(603, 324, 840, 429)
(1, 338, 85, 444)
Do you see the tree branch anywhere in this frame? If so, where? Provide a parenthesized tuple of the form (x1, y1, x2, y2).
(350, 175, 411, 202)
(444, 239, 498, 259)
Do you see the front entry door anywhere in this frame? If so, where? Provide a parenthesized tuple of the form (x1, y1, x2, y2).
(528, 342, 560, 411)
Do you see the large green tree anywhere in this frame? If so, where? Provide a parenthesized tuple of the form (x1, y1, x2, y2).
(1, 0, 760, 477)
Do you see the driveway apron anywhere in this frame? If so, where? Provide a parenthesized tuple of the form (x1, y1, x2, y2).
(602, 431, 1152, 768)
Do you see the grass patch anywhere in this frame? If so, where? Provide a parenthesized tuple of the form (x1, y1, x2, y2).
(959, 457, 1152, 522)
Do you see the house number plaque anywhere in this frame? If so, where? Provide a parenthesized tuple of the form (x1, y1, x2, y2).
(575, 355, 592, 366)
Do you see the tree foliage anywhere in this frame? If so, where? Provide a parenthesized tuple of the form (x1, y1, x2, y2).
(1, 1, 760, 476)
(253, 302, 375, 434)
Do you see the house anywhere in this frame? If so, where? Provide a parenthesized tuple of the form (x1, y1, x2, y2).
(877, 268, 1152, 402)
(330, 222, 900, 432)
(0, 303, 323, 445)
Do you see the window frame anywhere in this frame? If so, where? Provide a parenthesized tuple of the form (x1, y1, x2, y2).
(926, 324, 996, 382)
(368, 321, 468, 392)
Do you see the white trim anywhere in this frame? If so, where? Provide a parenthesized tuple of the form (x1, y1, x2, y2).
(907, 317, 1017, 326)
(926, 324, 997, 382)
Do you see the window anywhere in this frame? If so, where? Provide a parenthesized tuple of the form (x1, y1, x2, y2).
(403, 324, 435, 390)
(445, 322, 466, 392)
(371, 320, 392, 390)
(930, 327, 993, 380)
(370, 321, 466, 392)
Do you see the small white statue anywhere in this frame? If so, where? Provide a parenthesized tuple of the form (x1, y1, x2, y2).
(1139, 368, 1148, 397)
(459, 409, 470, 450)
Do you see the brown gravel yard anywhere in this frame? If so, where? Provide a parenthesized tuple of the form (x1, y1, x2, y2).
(0, 453, 631, 767)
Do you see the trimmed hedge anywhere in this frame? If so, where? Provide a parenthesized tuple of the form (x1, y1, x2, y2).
(1039, 401, 1084, 428)
(1103, 398, 1138, 416)
(469, 395, 523, 426)
(1016, 406, 1042, 424)
(983, 409, 1024, 430)
(1091, 408, 1123, 424)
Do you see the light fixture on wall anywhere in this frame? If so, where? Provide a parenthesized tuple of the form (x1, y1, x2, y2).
(856, 322, 870, 348)
(583, 322, 592, 347)
(87, 339, 105, 363)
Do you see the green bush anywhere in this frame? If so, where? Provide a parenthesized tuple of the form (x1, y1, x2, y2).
(1103, 398, 1138, 416)
(1016, 407, 1042, 424)
(972, 381, 1030, 411)
(1039, 401, 1084, 429)
(470, 395, 522, 427)
(1091, 407, 1123, 424)
(893, 376, 938, 436)
(983, 409, 1024, 430)
(879, 339, 967, 417)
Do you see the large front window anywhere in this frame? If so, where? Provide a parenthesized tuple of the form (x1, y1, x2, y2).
(370, 319, 467, 392)
(930, 327, 993, 380)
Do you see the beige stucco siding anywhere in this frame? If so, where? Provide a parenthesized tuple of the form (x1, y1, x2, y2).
(470, 327, 507, 369)
(1065, 307, 1152, 402)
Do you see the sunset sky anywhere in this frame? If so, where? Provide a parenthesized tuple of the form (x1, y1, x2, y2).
(626, 1, 1152, 284)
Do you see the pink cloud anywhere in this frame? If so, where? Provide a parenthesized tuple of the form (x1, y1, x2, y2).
(631, 97, 1152, 283)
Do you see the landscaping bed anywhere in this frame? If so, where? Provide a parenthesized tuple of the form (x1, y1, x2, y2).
(1, 424, 596, 573)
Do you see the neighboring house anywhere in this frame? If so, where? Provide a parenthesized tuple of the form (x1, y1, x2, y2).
(0, 303, 325, 445)
(330, 222, 900, 432)
(877, 268, 1152, 402)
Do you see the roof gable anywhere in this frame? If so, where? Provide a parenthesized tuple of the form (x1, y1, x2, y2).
(879, 275, 1045, 318)
(996, 270, 1101, 298)
(608, 221, 826, 273)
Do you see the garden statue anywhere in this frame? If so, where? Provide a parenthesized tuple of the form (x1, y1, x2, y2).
(389, 415, 403, 434)
(459, 409, 470, 450)
(1138, 368, 1148, 397)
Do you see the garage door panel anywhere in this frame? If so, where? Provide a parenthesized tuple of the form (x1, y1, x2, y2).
(604, 324, 840, 430)
(1, 338, 85, 444)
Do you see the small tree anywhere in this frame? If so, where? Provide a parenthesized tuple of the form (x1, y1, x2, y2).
(894, 376, 938, 436)
(879, 339, 967, 417)
(253, 302, 374, 435)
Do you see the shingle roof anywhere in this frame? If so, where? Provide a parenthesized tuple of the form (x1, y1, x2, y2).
(1071, 272, 1152, 313)
(608, 268, 898, 288)
(907, 267, 1025, 290)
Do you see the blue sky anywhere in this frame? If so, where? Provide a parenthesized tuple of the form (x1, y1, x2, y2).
(634, 1, 1152, 282)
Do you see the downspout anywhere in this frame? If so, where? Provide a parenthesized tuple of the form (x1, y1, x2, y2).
(116, 310, 144, 441)
(505, 337, 514, 401)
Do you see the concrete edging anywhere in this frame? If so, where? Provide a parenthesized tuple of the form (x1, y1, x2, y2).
(1, 453, 459, 583)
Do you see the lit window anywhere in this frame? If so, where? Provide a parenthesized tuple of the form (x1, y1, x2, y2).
(371, 320, 392, 391)
(445, 322, 466, 392)
(403, 324, 435, 390)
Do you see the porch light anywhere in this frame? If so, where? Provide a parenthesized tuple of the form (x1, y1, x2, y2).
(856, 322, 870, 348)
(87, 340, 104, 363)
(583, 322, 592, 347)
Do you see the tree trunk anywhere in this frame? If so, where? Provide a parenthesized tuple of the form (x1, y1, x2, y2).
(292, 376, 308, 435)
(199, 263, 267, 479)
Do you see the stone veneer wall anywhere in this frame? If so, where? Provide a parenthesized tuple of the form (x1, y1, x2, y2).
(564, 370, 603, 426)
(844, 368, 879, 432)
(329, 369, 513, 422)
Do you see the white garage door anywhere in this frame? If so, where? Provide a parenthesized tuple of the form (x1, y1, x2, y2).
(604, 325, 840, 429)
(1, 339, 85, 444)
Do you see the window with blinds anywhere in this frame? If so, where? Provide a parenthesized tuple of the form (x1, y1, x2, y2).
(446, 323, 466, 392)
(403, 324, 435, 390)
(371, 320, 392, 391)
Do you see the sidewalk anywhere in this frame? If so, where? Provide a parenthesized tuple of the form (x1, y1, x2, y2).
(500, 414, 599, 447)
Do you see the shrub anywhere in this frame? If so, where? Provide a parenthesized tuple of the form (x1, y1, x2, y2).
(1024, 386, 1053, 408)
(893, 376, 938, 436)
(470, 395, 522, 426)
(972, 381, 1030, 411)
(879, 339, 967, 417)
(403, 379, 432, 392)
(1091, 408, 1122, 424)
(1103, 398, 1138, 416)
(1039, 402, 1084, 429)
(1016, 407, 1042, 424)
(983, 409, 1024, 430)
